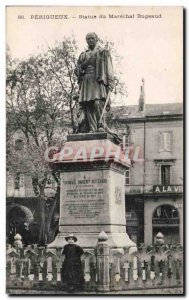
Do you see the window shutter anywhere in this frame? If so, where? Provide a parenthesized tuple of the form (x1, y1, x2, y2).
(159, 132, 164, 151)
(122, 134, 129, 151)
(125, 169, 130, 185)
(159, 132, 171, 152)
(125, 135, 129, 148)
(165, 166, 170, 185)
(165, 132, 171, 151)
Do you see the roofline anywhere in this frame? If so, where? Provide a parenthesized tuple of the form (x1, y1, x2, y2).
(112, 102, 183, 108)
(114, 114, 183, 123)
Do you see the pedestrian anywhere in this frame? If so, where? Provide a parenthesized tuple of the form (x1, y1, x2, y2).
(61, 233, 84, 292)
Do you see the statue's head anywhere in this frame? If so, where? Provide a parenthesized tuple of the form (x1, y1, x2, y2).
(86, 32, 98, 48)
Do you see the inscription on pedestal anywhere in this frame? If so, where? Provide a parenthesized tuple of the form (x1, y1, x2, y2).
(61, 172, 108, 224)
(49, 136, 135, 249)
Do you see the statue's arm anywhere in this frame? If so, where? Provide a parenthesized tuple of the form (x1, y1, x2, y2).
(75, 54, 84, 78)
(106, 50, 115, 92)
(75, 52, 89, 78)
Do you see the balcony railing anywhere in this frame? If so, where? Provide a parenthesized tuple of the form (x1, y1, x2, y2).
(125, 185, 153, 194)
(152, 217, 179, 225)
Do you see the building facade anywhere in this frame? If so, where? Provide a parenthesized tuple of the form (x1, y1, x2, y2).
(112, 92, 183, 246)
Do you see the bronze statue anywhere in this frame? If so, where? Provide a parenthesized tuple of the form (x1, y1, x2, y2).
(75, 32, 115, 133)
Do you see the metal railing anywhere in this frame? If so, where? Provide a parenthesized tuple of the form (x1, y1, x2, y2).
(6, 243, 183, 293)
(152, 218, 180, 225)
(125, 185, 153, 194)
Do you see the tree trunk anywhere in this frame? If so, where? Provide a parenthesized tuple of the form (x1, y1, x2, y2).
(46, 186, 60, 243)
(69, 96, 75, 131)
(38, 189, 47, 246)
(46, 197, 57, 243)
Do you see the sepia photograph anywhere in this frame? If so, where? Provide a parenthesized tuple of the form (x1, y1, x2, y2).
(6, 5, 184, 295)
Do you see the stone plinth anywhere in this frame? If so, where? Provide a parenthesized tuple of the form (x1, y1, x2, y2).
(49, 133, 135, 249)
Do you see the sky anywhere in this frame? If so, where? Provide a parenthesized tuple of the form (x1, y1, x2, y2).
(6, 6, 183, 106)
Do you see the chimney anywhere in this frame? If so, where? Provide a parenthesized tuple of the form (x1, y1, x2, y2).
(138, 78, 145, 112)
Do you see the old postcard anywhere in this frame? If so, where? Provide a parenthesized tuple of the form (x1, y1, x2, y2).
(6, 6, 184, 295)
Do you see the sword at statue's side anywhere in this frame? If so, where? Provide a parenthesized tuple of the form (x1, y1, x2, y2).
(98, 90, 112, 125)
(98, 77, 118, 126)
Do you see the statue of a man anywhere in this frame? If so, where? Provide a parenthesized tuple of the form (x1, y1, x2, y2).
(75, 32, 115, 133)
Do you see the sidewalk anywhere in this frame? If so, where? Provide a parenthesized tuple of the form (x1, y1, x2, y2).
(7, 287, 184, 295)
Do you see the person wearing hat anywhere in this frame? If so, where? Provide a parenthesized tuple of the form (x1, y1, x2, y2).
(61, 233, 84, 292)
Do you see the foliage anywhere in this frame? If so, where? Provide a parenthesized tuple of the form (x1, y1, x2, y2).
(98, 38, 128, 102)
(6, 38, 79, 245)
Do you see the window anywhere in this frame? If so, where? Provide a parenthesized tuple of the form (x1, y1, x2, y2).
(161, 165, 170, 185)
(125, 169, 130, 185)
(153, 205, 179, 219)
(159, 132, 171, 152)
(122, 134, 129, 151)
(14, 173, 20, 190)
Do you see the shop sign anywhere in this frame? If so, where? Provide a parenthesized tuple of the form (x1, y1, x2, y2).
(153, 185, 183, 193)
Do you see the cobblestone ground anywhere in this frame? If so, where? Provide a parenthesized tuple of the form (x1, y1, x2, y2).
(7, 287, 184, 295)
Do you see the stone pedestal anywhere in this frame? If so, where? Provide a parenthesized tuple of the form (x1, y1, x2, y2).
(48, 133, 135, 249)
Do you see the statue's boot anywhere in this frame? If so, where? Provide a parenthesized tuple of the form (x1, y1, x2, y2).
(97, 122, 105, 132)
